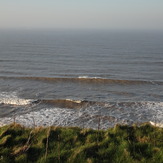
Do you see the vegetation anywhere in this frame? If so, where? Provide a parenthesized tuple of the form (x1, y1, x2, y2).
(0, 123, 162, 163)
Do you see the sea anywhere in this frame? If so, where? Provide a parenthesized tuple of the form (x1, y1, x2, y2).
(0, 29, 163, 129)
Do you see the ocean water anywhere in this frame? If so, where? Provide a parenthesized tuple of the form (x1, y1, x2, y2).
(0, 30, 163, 129)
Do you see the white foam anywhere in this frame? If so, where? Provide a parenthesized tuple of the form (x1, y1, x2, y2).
(66, 99, 82, 104)
(0, 101, 162, 129)
(0, 92, 32, 105)
(78, 76, 101, 79)
(150, 121, 163, 128)
(0, 106, 118, 129)
(78, 76, 89, 79)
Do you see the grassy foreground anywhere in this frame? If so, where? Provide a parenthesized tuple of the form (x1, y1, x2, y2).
(0, 123, 162, 163)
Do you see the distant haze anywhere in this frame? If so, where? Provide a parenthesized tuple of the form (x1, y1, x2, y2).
(0, 0, 163, 30)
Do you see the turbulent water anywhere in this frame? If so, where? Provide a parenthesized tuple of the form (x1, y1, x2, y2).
(0, 30, 163, 129)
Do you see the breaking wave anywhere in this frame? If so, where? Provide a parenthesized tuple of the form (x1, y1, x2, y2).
(37, 99, 97, 109)
(0, 92, 33, 106)
(0, 76, 162, 85)
(0, 98, 162, 129)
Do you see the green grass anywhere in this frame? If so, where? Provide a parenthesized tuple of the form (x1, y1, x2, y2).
(0, 123, 162, 163)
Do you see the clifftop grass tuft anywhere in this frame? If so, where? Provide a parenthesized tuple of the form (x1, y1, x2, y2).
(0, 123, 162, 163)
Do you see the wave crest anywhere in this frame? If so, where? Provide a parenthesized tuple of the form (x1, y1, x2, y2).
(1, 76, 162, 85)
(0, 92, 33, 106)
(39, 99, 96, 109)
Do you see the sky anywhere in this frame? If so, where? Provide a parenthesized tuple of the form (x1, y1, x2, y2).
(0, 0, 163, 30)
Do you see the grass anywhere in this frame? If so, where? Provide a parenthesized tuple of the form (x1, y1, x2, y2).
(0, 123, 162, 163)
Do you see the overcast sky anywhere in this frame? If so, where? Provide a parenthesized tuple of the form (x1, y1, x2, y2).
(0, 0, 163, 30)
